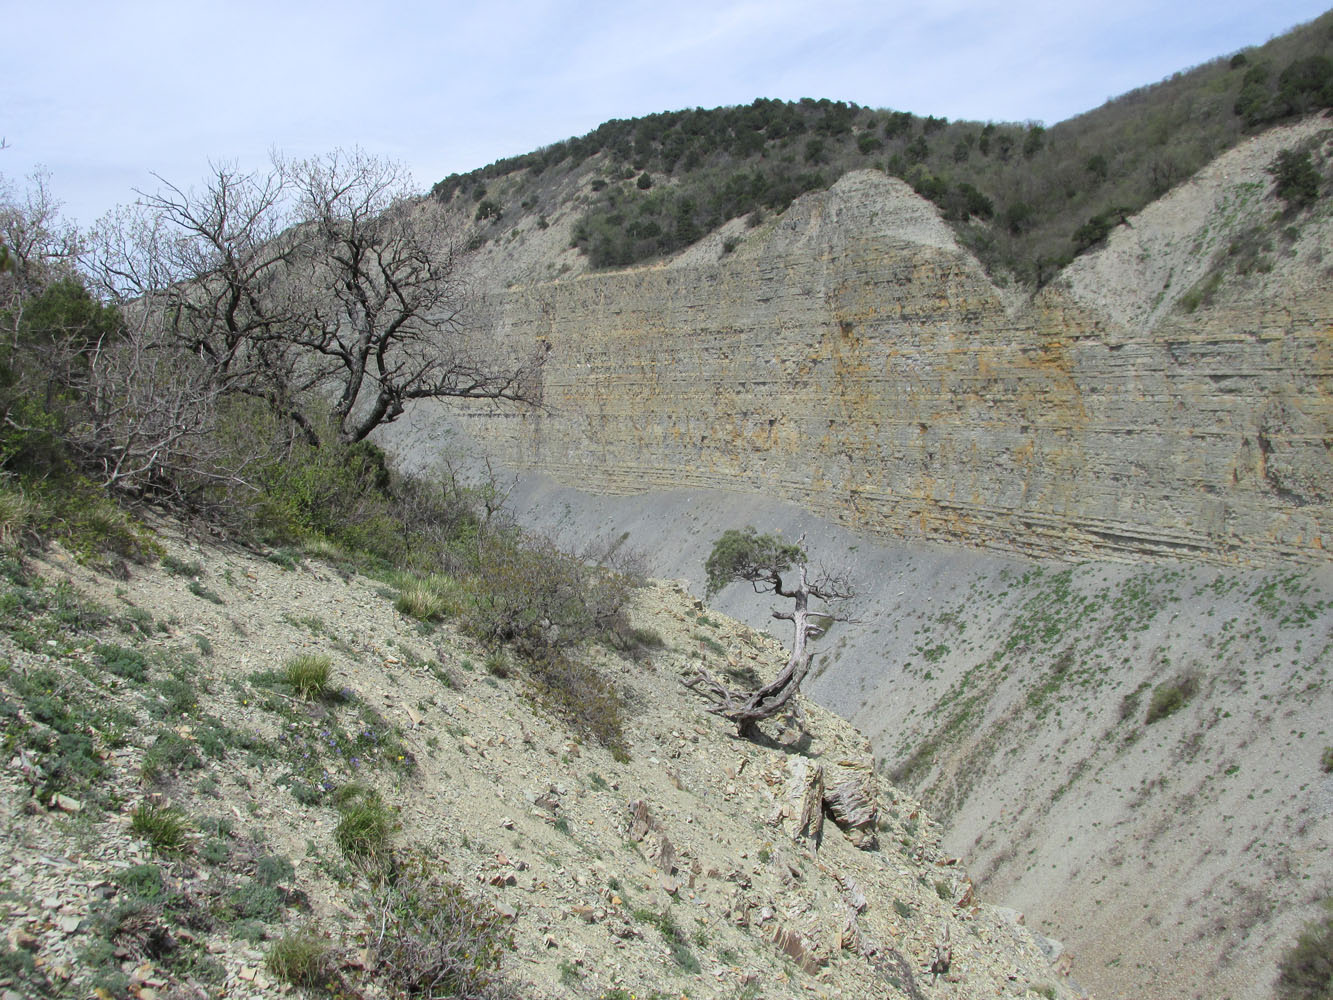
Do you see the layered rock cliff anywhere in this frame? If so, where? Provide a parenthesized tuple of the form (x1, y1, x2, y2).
(395, 117, 1333, 569)
(376, 116, 1333, 1000)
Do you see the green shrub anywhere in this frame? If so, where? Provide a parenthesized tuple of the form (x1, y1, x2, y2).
(160, 554, 204, 577)
(115, 863, 167, 902)
(1145, 674, 1199, 723)
(283, 654, 331, 699)
(0, 942, 55, 997)
(94, 643, 148, 682)
(188, 579, 225, 605)
(141, 731, 202, 783)
(1322, 747, 1333, 773)
(224, 881, 284, 922)
(368, 856, 515, 999)
(524, 646, 628, 758)
(1269, 148, 1322, 209)
(1276, 900, 1333, 1000)
(632, 907, 699, 973)
(256, 853, 296, 886)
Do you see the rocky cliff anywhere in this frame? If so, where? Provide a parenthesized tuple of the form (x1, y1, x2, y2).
(372, 115, 1333, 1000)
(394, 118, 1333, 569)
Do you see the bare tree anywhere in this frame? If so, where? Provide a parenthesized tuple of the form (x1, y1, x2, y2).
(86, 163, 318, 443)
(686, 527, 854, 738)
(86, 149, 543, 448)
(1, 170, 80, 330)
(284, 149, 541, 444)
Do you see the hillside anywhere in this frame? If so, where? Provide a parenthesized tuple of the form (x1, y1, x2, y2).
(386, 114, 1333, 568)
(431, 8, 1333, 286)
(410, 469, 1333, 1000)
(0, 523, 1073, 1000)
(370, 62, 1333, 1000)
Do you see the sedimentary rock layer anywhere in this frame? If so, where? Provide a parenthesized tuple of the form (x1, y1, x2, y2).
(418, 161, 1331, 566)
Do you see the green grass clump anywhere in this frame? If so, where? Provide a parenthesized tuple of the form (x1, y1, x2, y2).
(395, 580, 450, 621)
(484, 650, 510, 678)
(283, 654, 332, 699)
(129, 801, 191, 854)
(266, 928, 336, 990)
(1321, 747, 1333, 773)
(332, 785, 394, 864)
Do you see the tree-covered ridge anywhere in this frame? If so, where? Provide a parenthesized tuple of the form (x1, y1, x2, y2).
(433, 9, 1333, 286)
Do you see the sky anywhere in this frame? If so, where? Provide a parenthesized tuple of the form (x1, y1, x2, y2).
(3, 0, 1330, 229)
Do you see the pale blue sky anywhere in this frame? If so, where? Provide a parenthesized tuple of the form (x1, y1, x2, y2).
(3, 0, 1329, 227)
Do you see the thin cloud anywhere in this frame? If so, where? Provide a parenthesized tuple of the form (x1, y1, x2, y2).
(1, 0, 1328, 227)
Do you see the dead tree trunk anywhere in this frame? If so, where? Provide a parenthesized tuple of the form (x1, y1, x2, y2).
(685, 530, 852, 739)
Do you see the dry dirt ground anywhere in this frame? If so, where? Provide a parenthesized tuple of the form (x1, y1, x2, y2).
(0, 521, 1076, 1000)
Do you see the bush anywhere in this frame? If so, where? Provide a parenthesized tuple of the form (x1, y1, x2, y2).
(369, 855, 516, 999)
(1145, 674, 1199, 723)
(95, 643, 148, 682)
(1321, 747, 1333, 773)
(1269, 148, 1322, 209)
(633, 908, 699, 973)
(141, 731, 202, 783)
(283, 654, 331, 699)
(524, 645, 628, 758)
(1276, 900, 1333, 1000)
(462, 532, 637, 652)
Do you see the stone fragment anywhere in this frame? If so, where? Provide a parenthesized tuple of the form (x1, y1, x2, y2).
(770, 925, 824, 973)
(627, 800, 655, 842)
(823, 769, 879, 850)
(793, 762, 824, 847)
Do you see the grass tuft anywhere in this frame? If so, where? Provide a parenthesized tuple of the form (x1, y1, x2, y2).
(129, 801, 191, 854)
(332, 784, 393, 865)
(283, 654, 332, 699)
(266, 928, 336, 990)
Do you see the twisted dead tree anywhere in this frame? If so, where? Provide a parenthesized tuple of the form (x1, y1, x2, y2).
(686, 527, 853, 738)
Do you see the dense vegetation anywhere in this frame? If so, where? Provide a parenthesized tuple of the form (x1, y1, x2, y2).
(435, 9, 1333, 285)
(0, 162, 644, 760)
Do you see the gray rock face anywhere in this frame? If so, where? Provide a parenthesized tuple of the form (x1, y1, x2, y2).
(395, 128, 1332, 568)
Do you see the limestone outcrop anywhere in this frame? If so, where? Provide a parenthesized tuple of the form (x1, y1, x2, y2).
(394, 118, 1333, 567)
